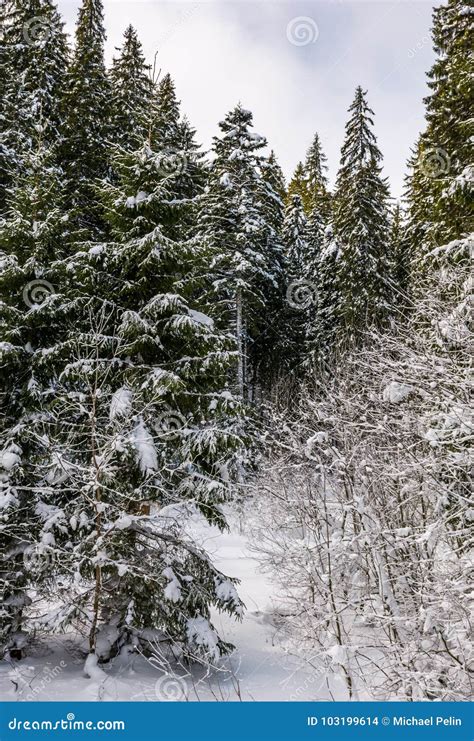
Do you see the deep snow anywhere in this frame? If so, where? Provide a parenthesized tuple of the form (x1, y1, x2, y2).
(0, 504, 342, 702)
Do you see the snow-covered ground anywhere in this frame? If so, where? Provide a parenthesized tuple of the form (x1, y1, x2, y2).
(0, 503, 343, 702)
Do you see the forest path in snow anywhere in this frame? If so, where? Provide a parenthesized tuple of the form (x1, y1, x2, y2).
(0, 503, 339, 702)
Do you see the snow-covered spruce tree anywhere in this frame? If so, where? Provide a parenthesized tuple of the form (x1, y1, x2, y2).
(280, 195, 315, 372)
(109, 25, 153, 151)
(406, 0, 473, 267)
(390, 202, 411, 302)
(197, 104, 281, 399)
(148, 73, 206, 241)
(332, 86, 392, 345)
(60, 0, 111, 241)
(286, 161, 310, 213)
(253, 235, 473, 700)
(305, 225, 342, 364)
(304, 132, 331, 221)
(0, 132, 66, 657)
(305, 205, 326, 281)
(0, 0, 68, 213)
(26, 115, 244, 664)
(251, 150, 287, 390)
(283, 195, 308, 279)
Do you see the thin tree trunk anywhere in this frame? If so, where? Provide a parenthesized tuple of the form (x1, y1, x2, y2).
(236, 289, 244, 398)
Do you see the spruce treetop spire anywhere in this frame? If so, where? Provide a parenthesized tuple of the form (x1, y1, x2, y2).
(110, 23, 152, 149)
(332, 86, 391, 340)
(304, 131, 331, 218)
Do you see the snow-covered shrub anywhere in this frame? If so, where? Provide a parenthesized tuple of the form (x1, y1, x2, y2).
(252, 238, 473, 700)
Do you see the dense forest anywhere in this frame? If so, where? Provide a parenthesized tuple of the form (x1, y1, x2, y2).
(0, 0, 472, 701)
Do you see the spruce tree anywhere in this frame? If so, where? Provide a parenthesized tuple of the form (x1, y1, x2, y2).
(109, 25, 153, 150)
(406, 0, 473, 264)
(287, 161, 310, 212)
(0, 135, 65, 657)
(255, 151, 287, 387)
(281, 194, 313, 369)
(0, 0, 68, 212)
(60, 0, 111, 240)
(147, 74, 205, 240)
(283, 195, 308, 277)
(390, 202, 411, 302)
(404, 136, 432, 268)
(305, 206, 326, 280)
(197, 105, 281, 398)
(304, 132, 331, 219)
(332, 87, 392, 343)
(25, 108, 244, 661)
(0, 0, 67, 653)
(306, 225, 342, 364)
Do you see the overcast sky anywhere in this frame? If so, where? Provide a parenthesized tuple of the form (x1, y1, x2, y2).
(57, 0, 437, 199)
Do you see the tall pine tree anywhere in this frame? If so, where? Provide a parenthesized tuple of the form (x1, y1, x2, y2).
(60, 0, 111, 241)
(0, 0, 68, 212)
(287, 161, 310, 212)
(406, 0, 473, 267)
(109, 25, 153, 150)
(197, 105, 281, 398)
(0, 0, 67, 656)
(332, 86, 392, 343)
(304, 132, 331, 220)
(25, 103, 245, 661)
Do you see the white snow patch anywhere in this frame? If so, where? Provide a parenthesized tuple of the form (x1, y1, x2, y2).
(110, 387, 133, 420)
(131, 418, 157, 473)
(189, 309, 214, 328)
(382, 381, 415, 404)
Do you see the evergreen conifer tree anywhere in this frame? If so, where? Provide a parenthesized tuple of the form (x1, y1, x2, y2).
(109, 25, 153, 150)
(0, 135, 65, 656)
(287, 161, 310, 212)
(0, 0, 68, 212)
(281, 194, 313, 368)
(406, 0, 473, 265)
(304, 132, 331, 219)
(197, 105, 280, 398)
(253, 151, 287, 388)
(147, 74, 205, 240)
(332, 87, 392, 343)
(305, 225, 342, 364)
(60, 0, 111, 240)
(24, 106, 244, 661)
